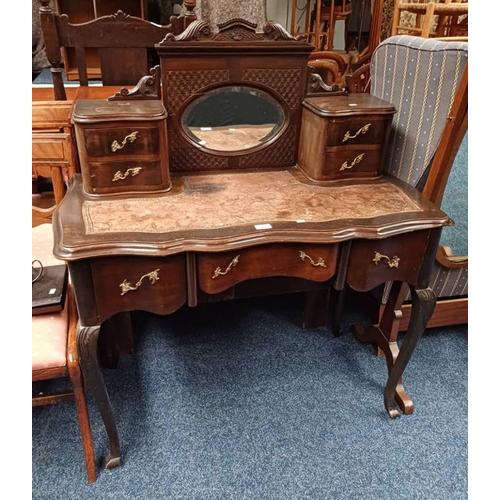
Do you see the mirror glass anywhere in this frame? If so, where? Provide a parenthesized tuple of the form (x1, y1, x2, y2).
(181, 86, 285, 152)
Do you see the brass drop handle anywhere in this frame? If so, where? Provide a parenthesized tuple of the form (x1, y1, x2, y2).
(342, 123, 371, 142)
(213, 255, 240, 278)
(111, 131, 139, 152)
(373, 251, 400, 269)
(119, 269, 160, 295)
(340, 153, 365, 171)
(112, 167, 142, 182)
(299, 251, 327, 268)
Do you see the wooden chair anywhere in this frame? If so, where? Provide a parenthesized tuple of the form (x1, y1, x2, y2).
(391, 0, 468, 38)
(291, 0, 353, 51)
(355, 35, 468, 333)
(307, 50, 347, 85)
(37, 0, 197, 101)
(32, 223, 96, 482)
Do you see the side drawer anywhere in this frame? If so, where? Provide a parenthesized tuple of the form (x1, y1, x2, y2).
(91, 255, 187, 321)
(197, 243, 338, 295)
(32, 132, 70, 161)
(83, 126, 160, 157)
(326, 115, 392, 147)
(323, 145, 383, 181)
(346, 231, 431, 292)
(83, 159, 167, 194)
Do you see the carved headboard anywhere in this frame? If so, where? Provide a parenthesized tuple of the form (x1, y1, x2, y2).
(156, 19, 314, 173)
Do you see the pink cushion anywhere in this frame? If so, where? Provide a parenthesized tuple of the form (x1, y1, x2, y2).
(32, 224, 68, 371)
(32, 296, 69, 371)
(32, 224, 63, 266)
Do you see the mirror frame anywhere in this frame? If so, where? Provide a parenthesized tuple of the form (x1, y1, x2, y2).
(156, 18, 314, 173)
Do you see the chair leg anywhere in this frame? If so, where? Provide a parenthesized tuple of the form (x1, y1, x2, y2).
(70, 367, 97, 482)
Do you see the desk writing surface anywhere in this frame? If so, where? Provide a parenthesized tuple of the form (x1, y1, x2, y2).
(53, 169, 450, 260)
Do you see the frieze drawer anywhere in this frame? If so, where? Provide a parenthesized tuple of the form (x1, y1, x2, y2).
(197, 243, 339, 295)
(91, 255, 187, 322)
(298, 93, 395, 182)
(346, 231, 432, 292)
(72, 99, 171, 196)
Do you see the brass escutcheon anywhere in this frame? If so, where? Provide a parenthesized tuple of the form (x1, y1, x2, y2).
(342, 123, 371, 142)
(373, 251, 400, 268)
(112, 167, 143, 182)
(119, 269, 160, 295)
(111, 131, 139, 152)
(340, 153, 365, 171)
(213, 255, 240, 278)
(299, 251, 327, 267)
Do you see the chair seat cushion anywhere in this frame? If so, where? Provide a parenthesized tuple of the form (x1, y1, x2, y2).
(32, 224, 63, 265)
(32, 224, 68, 371)
(32, 297, 69, 371)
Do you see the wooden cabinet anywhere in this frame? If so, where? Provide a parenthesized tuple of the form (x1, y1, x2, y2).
(72, 98, 171, 196)
(54, 0, 148, 81)
(32, 88, 79, 209)
(298, 94, 395, 182)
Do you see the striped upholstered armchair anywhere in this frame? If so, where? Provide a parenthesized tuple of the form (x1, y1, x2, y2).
(365, 35, 468, 331)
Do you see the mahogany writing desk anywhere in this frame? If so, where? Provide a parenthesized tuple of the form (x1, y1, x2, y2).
(52, 20, 451, 470)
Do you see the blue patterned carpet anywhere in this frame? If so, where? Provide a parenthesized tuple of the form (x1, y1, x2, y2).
(32, 290, 467, 500)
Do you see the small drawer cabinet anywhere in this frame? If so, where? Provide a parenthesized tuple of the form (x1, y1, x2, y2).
(72, 99, 171, 196)
(298, 94, 395, 182)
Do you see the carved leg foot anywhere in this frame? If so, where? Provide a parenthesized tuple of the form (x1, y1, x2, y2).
(383, 286, 436, 418)
(77, 322, 121, 468)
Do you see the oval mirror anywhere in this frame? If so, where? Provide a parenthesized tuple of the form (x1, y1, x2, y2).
(181, 86, 285, 152)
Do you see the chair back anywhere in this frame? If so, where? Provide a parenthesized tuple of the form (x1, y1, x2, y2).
(37, 0, 196, 100)
(370, 35, 468, 192)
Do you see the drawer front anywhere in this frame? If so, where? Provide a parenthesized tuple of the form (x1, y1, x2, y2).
(326, 115, 392, 147)
(346, 232, 431, 292)
(84, 159, 166, 194)
(83, 125, 160, 157)
(198, 243, 338, 294)
(32, 134, 68, 161)
(323, 145, 383, 181)
(92, 255, 187, 321)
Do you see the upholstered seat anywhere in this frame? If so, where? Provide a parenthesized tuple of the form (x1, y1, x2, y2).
(369, 35, 468, 329)
(32, 223, 97, 483)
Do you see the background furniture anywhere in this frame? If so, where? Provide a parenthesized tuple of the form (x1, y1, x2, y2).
(53, 0, 149, 81)
(290, 0, 353, 51)
(32, 87, 79, 224)
(391, 0, 468, 38)
(38, 0, 197, 100)
(364, 35, 468, 332)
(32, 223, 96, 483)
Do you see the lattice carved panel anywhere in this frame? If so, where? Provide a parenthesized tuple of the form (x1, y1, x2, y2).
(164, 69, 231, 114)
(239, 126, 297, 167)
(242, 69, 302, 110)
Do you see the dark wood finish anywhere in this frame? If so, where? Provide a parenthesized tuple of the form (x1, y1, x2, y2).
(51, 20, 456, 472)
(298, 94, 394, 182)
(91, 254, 187, 322)
(346, 231, 432, 292)
(156, 19, 314, 173)
(72, 99, 171, 196)
(38, 0, 196, 100)
(197, 243, 338, 295)
(53, 0, 148, 81)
